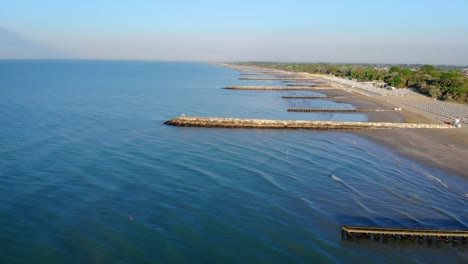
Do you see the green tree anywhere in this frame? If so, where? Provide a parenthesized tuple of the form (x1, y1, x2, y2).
(388, 66, 400, 74)
(421, 65, 436, 73)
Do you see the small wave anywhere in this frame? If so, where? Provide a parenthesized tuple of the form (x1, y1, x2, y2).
(175, 162, 225, 188)
(337, 136, 357, 145)
(300, 197, 328, 216)
(354, 198, 375, 214)
(431, 206, 468, 228)
(409, 195, 424, 204)
(424, 173, 449, 189)
(331, 174, 343, 183)
(399, 212, 425, 226)
(383, 186, 408, 201)
(232, 162, 289, 192)
(262, 173, 288, 192)
(410, 165, 449, 190)
(331, 174, 365, 197)
(385, 153, 405, 166)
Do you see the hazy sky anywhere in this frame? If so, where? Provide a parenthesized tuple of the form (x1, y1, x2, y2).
(1, 0, 467, 64)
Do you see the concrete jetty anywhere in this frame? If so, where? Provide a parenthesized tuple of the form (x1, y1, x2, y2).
(225, 86, 333, 90)
(164, 116, 454, 130)
(342, 226, 468, 244)
(287, 108, 395, 113)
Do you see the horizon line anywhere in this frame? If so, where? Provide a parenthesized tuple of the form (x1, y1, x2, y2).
(1, 58, 467, 67)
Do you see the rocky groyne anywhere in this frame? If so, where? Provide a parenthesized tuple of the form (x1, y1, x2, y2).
(282, 96, 337, 99)
(238, 77, 319, 81)
(287, 108, 396, 113)
(225, 86, 333, 90)
(165, 116, 454, 130)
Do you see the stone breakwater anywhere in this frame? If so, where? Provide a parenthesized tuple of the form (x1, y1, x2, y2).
(282, 96, 337, 99)
(164, 117, 454, 130)
(287, 108, 396, 113)
(225, 86, 332, 90)
(238, 77, 319, 81)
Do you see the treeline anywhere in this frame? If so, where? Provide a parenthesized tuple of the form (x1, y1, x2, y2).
(246, 63, 468, 103)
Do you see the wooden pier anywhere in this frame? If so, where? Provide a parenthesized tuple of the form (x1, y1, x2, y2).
(225, 86, 333, 90)
(342, 226, 468, 243)
(164, 116, 454, 130)
(287, 108, 395, 113)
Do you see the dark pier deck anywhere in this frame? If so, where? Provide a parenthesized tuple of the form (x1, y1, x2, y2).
(342, 226, 468, 244)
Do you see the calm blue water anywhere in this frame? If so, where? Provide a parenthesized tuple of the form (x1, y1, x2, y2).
(0, 60, 467, 263)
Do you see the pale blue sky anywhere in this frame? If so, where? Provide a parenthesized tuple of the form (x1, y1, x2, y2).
(1, 0, 467, 64)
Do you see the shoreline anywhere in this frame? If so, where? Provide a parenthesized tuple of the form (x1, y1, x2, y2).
(302, 78, 468, 179)
(306, 79, 468, 179)
(221, 63, 468, 179)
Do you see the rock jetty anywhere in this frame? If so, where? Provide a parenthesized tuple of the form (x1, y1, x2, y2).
(238, 77, 319, 81)
(282, 96, 336, 99)
(225, 86, 332, 90)
(287, 108, 395, 113)
(164, 116, 454, 130)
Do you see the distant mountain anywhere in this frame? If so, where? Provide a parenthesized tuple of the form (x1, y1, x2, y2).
(0, 27, 67, 59)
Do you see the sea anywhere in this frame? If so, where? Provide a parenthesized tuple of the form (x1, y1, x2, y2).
(0, 60, 466, 263)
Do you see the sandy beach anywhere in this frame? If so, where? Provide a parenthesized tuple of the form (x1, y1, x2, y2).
(224, 64, 468, 179)
(329, 89, 468, 178)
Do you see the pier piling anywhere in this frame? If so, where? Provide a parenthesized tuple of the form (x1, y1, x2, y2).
(341, 226, 468, 244)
